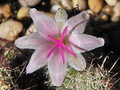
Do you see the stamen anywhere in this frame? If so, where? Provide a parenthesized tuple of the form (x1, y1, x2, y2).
(70, 42, 87, 52)
(59, 46, 65, 64)
(60, 26, 68, 40)
(47, 26, 76, 63)
(48, 35, 57, 43)
(62, 44, 76, 57)
(47, 44, 57, 58)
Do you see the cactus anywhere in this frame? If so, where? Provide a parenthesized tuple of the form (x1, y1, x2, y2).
(0, 39, 19, 90)
(55, 55, 117, 90)
(0, 67, 11, 90)
(56, 65, 112, 90)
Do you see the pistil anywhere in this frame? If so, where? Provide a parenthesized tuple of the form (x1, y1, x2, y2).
(47, 26, 76, 63)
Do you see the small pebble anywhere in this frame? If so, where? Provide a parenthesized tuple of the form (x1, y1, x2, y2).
(88, 0, 103, 13)
(61, 0, 73, 10)
(51, 4, 62, 13)
(111, 15, 119, 22)
(26, 24, 36, 35)
(100, 14, 109, 21)
(18, 0, 41, 7)
(45, 12, 55, 18)
(17, 7, 30, 19)
(0, 6, 3, 14)
(0, 80, 3, 84)
(0, 19, 23, 41)
(105, 0, 117, 6)
(50, 0, 55, 5)
(113, 2, 120, 17)
(72, 0, 87, 10)
(87, 9, 94, 15)
(3, 4, 12, 18)
(111, 1, 120, 22)
(102, 5, 113, 15)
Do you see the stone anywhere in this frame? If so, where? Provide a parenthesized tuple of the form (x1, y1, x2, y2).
(72, 0, 87, 10)
(0, 20, 23, 41)
(105, 0, 117, 6)
(100, 14, 109, 21)
(0, 6, 3, 14)
(3, 4, 12, 18)
(111, 15, 119, 22)
(18, 0, 41, 7)
(45, 12, 55, 18)
(17, 7, 30, 19)
(102, 5, 113, 15)
(50, 0, 55, 5)
(88, 0, 103, 13)
(61, 0, 73, 10)
(113, 2, 120, 17)
(111, 1, 120, 22)
(26, 24, 36, 35)
(51, 4, 63, 13)
(87, 9, 94, 15)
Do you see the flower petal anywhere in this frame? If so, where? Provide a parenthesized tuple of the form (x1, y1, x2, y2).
(48, 50, 68, 86)
(15, 32, 47, 49)
(30, 8, 59, 39)
(69, 33, 104, 53)
(55, 8, 68, 30)
(62, 11, 89, 34)
(68, 54, 86, 71)
(26, 43, 53, 74)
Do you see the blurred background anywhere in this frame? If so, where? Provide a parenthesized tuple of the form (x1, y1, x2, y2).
(0, 0, 120, 90)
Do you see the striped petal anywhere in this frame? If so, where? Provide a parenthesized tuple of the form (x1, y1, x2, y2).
(69, 33, 104, 53)
(15, 32, 47, 49)
(30, 8, 59, 40)
(62, 11, 90, 34)
(26, 43, 53, 74)
(48, 50, 68, 86)
(55, 8, 68, 30)
(68, 54, 86, 71)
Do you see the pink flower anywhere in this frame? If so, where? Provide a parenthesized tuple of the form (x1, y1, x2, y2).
(15, 8, 104, 86)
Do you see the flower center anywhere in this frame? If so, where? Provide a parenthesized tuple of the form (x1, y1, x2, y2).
(47, 26, 76, 63)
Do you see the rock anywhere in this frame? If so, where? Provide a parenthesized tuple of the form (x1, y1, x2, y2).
(0, 20, 23, 41)
(112, 1, 120, 22)
(113, 2, 120, 17)
(0, 6, 3, 14)
(87, 9, 94, 15)
(72, 0, 87, 10)
(26, 24, 36, 35)
(50, 0, 55, 5)
(102, 5, 113, 15)
(105, 0, 117, 6)
(18, 0, 41, 7)
(88, 0, 103, 13)
(111, 15, 119, 22)
(17, 7, 30, 19)
(61, 0, 73, 10)
(100, 14, 109, 21)
(45, 12, 55, 18)
(3, 4, 12, 18)
(51, 4, 62, 13)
